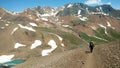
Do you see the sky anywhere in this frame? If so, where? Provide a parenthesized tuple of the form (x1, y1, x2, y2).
(0, 0, 120, 12)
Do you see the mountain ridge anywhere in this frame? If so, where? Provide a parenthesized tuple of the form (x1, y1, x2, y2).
(1, 3, 120, 18)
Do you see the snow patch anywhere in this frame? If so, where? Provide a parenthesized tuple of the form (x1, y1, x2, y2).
(106, 21, 111, 27)
(106, 21, 115, 29)
(90, 12, 109, 16)
(94, 36, 108, 41)
(14, 43, 26, 49)
(96, 8, 100, 11)
(41, 14, 51, 17)
(0, 17, 1, 19)
(11, 27, 18, 35)
(18, 24, 36, 32)
(36, 19, 39, 21)
(51, 33, 65, 47)
(55, 34, 63, 41)
(0, 55, 15, 63)
(1, 27, 5, 29)
(41, 18, 48, 21)
(99, 7, 103, 12)
(30, 40, 42, 49)
(40, 11, 57, 17)
(98, 24, 106, 29)
(62, 25, 69, 27)
(90, 26, 97, 30)
(12, 12, 19, 15)
(78, 10, 81, 15)
(5, 24, 9, 26)
(98, 24, 108, 34)
(41, 40, 57, 56)
(29, 23, 38, 27)
(61, 43, 65, 47)
(80, 17, 88, 21)
(67, 4, 73, 8)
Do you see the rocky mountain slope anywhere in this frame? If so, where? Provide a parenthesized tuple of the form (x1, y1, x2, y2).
(0, 3, 120, 67)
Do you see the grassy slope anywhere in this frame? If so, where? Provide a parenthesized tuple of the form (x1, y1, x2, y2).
(36, 27, 87, 49)
(80, 28, 120, 45)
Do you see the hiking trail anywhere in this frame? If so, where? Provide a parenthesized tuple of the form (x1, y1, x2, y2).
(82, 53, 95, 68)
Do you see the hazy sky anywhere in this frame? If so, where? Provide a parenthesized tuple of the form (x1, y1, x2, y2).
(0, 0, 120, 12)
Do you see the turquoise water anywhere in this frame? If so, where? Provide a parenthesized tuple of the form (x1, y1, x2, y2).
(0, 60, 25, 67)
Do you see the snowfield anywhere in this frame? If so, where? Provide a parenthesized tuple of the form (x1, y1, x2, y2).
(0, 55, 15, 63)
(18, 24, 36, 32)
(78, 10, 81, 15)
(1, 27, 5, 29)
(30, 40, 42, 49)
(29, 22, 38, 27)
(11, 27, 19, 35)
(67, 4, 73, 8)
(94, 36, 108, 41)
(5, 24, 9, 26)
(98, 24, 108, 34)
(41, 40, 57, 56)
(51, 33, 65, 47)
(41, 18, 48, 21)
(80, 17, 88, 21)
(14, 43, 26, 49)
(106, 21, 115, 29)
(107, 21, 111, 27)
(62, 25, 69, 27)
(90, 26, 97, 30)
(55, 34, 65, 47)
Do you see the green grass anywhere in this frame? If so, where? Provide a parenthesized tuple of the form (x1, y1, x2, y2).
(24, 31, 29, 36)
(79, 28, 120, 45)
(108, 28, 120, 39)
(79, 32, 107, 44)
(94, 28, 114, 41)
(36, 27, 120, 47)
(70, 20, 87, 26)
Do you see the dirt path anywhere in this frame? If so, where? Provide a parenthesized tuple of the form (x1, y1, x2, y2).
(82, 53, 95, 68)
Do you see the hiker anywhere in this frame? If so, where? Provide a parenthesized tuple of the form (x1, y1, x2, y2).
(89, 41, 95, 53)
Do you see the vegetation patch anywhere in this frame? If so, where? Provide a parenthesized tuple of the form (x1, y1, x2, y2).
(94, 28, 115, 41)
(36, 27, 86, 49)
(70, 20, 87, 26)
(79, 32, 107, 44)
(108, 28, 120, 39)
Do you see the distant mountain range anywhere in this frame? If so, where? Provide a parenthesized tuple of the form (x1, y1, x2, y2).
(31, 3, 120, 18)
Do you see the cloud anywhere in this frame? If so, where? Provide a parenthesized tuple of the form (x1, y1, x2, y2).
(85, 0, 111, 5)
(106, 2, 111, 5)
(85, 0, 102, 5)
